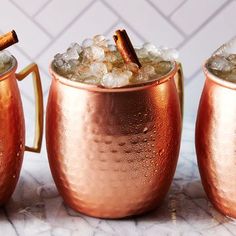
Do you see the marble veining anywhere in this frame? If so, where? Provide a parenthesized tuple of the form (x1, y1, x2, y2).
(0, 116, 236, 236)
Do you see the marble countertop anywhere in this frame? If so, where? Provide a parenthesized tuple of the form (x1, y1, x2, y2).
(1, 116, 236, 236)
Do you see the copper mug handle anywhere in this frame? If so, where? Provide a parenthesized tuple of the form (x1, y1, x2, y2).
(16, 63, 43, 153)
(174, 62, 184, 119)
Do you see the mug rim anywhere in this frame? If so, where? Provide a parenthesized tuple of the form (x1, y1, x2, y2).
(0, 56, 17, 81)
(49, 60, 178, 93)
(203, 59, 236, 90)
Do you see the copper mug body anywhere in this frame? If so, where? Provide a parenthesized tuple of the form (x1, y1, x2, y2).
(195, 63, 236, 218)
(0, 57, 43, 205)
(46, 62, 183, 218)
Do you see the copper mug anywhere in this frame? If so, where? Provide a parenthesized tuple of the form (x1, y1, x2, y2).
(46, 61, 183, 218)
(0, 57, 43, 205)
(195, 59, 236, 218)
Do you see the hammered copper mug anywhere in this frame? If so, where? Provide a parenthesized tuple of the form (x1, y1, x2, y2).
(195, 55, 236, 218)
(46, 61, 183, 218)
(0, 57, 43, 205)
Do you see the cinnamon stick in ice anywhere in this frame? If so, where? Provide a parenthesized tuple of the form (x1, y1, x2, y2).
(113, 29, 141, 68)
(0, 30, 18, 51)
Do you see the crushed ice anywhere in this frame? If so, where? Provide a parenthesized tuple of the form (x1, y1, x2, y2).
(0, 51, 13, 74)
(53, 35, 178, 88)
(207, 36, 236, 83)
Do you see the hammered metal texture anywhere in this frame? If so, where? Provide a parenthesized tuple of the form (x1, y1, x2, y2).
(0, 66, 25, 205)
(46, 70, 182, 219)
(196, 72, 236, 218)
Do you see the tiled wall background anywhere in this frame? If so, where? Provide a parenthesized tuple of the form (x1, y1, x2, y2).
(0, 0, 235, 142)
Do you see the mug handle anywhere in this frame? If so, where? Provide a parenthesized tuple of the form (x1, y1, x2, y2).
(16, 63, 43, 153)
(174, 62, 184, 119)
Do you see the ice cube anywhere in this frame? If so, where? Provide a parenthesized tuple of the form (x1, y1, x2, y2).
(137, 65, 156, 81)
(93, 35, 108, 47)
(75, 64, 91, 77)
(158, 47, 179, 61)
(136, 48, 148, 58)
(70, 42, 82, 54)
(105, 51, 117, 62)
(213, 37, 236, 57)
(82, 38, 93, 48)
(0, 61, 5, 71)
(104, 61, 113, 71)
(143, 43, 157, 52)
(141, 65, 155, 76)
(59, 63, 73, 74)
(101, 69, 132, 88)
(53, 53, 64, 68)
(64, 47, 79, 61)
(84, 76, 100, 84)
(108, 44, 116, 52)
(227, 73, 236, 82)
(208, 55, 234, 72)
(54, 59, 64, 67)
(89, 62, 107, 77)
(155, 61, 173, 75)
(83, 45, 105, 62)
(0, 51, 12, 64)
(90, 45, 105, 61)
(227, 54, 236, 65)
(124, 62, 139, 73)
(54, 53, 63, 60)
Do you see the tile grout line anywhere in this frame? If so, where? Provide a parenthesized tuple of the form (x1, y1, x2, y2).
(32, 0, 96, 60)
(168, 0, 188, 18)
(185, 68, 202, 86)
(101, 0, 147, 42)
(103, 19, 121, 37)
(9, 0, 54, 39)
(32, 0, 53, 18)
(146, 0, 187, 38)
(176, 0, 233, 49)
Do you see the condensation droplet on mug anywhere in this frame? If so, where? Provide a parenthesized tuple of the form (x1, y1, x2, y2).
(16, 152, 20, 157)
(12, 175, 16, 178)
(125, 149, 132, 154)
(0, 152, 3, 156)
(159, 149, 165, 156)
(143, 127, 148, 133)
(105, 140, 112, 145)
(118, 142, 126, 146)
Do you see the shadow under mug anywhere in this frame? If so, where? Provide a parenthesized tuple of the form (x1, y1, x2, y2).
(195, 61, 236, 218)
(0, 57, 43, 205)
(46, 61, 183, 218)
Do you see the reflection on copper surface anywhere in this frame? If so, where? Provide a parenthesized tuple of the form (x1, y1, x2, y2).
(196, 63, 236, 219)
(0, 61, 24, 204)
(46, 62, 183, 218)
(0, 58, 43, 205)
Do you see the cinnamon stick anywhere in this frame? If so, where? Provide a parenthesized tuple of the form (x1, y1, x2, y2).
(113, 29, 141, 68)
(0, 30, 18, 51)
